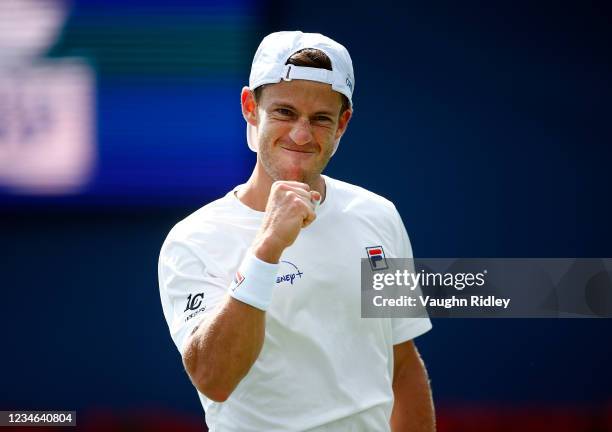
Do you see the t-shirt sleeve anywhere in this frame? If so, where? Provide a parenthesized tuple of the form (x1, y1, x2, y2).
(391, 316, 433, 344)
(158, 237, 229, 354)
(390, 205, 432, 344)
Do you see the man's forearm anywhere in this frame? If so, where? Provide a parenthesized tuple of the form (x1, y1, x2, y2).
(391, 342, 435, 431)
(182, 181, 318, 403)
(182, 234, 288, 402)
(183, 296, 265, 402)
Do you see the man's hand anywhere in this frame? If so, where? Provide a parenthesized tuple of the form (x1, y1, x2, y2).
(252, 181, 320, 263)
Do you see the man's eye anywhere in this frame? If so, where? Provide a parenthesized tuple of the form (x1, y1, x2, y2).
(315, 116, 332, 123)
(276, 108, 292, 116)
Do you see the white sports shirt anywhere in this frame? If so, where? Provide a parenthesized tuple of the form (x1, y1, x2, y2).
(158, 175, 432, 432)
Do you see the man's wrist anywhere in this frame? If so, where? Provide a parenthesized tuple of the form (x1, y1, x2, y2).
(252, 237, 284, 264)
(229, 251, 279, 311)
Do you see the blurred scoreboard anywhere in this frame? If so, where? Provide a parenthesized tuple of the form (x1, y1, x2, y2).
(0, 0, 261, 206)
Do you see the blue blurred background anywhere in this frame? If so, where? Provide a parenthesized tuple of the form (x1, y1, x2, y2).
(1, 0, 611, 430)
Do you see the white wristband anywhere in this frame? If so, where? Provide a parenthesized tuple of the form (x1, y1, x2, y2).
(229, 252, 279, 311)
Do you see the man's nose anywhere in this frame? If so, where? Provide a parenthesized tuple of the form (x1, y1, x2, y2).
(289, 118, 313, 146)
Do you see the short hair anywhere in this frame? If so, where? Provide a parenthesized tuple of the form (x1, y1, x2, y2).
(253, 48, 351, 117)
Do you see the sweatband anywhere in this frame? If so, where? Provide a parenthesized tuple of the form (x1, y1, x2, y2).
(229, 251, 279, 311)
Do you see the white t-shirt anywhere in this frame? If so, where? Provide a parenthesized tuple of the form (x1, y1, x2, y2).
(158, 175, 432, 432)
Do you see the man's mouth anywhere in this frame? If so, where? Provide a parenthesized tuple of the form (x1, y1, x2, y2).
(280, 146, 316, 154)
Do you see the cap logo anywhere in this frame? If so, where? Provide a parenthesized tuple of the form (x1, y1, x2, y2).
(345, 77, 353, 92)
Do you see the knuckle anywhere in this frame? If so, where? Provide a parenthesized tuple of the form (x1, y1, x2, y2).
(291, 199, 306, 213)
(273, 181, 288, 191)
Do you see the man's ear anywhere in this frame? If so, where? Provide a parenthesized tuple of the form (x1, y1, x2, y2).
(241, 86, 258, 126)
(335, 108, 353, 141)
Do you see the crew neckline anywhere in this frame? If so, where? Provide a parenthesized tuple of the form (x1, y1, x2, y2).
(229, 175, 334, 219)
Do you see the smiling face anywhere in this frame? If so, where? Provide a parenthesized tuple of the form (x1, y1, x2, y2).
(242, 79, 352, 187)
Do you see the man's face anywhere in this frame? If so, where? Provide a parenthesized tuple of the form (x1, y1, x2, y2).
(244, 79, 351, 185)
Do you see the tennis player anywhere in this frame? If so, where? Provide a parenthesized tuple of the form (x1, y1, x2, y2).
(159, 31, 435, 431)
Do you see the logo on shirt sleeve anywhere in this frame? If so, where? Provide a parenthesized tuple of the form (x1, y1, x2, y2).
(184, 292, 206, 322)
(366, 246, 388, 271)
(184, 293, 205, 311)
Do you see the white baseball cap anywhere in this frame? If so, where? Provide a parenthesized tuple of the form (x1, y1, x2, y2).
(246, 31, 355, 155)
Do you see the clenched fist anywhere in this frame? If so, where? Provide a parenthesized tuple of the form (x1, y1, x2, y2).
(252, 181, 321, 263)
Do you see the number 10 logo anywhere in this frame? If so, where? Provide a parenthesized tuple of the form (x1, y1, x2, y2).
(184, 293, 204, 312)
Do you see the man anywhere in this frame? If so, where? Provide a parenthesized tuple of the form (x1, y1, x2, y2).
(159, 31, 435, 431)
